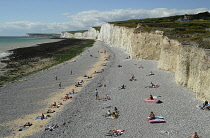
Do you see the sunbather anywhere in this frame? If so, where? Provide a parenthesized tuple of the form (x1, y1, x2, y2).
(41, 113, 45, 120)
(148, 95, 154, 100)
(119, 84, 126, 89)
(191, 132, 200, 138)
(23, 122, 32, 126)
(87, 76, 92, 79)
(197, 101, 210, 110)
(151, 82, 155, 87)
(75, 82, 82, 87)
(47, 109, 55, 113)
(149, 112, 155, 120)
(145, 82, 159, 88)
(129, 74, 137, 81)
(106, 129, 125, 136)
(138, 65, 144, 69)
(103, 95, 111, 101)
(146, 71, 155, 76)
(45, 124, 58, 131)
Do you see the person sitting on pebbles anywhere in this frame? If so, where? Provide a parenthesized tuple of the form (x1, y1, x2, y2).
(148, 95, 154, 100)
(191, 132, 200, 138)
(119, 84, 126, 89)
(149, 112, 156, 120)
(103, 95, 111, 101)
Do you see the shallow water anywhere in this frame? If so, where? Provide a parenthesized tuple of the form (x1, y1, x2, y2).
(0, 36, 62, 59)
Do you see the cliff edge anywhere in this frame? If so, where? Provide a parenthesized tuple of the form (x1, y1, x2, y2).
(61, 23, 210, 101)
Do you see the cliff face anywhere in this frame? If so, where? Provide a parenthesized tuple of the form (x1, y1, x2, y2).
(61, 27, 100, 39)
(62, 23, 210, 101)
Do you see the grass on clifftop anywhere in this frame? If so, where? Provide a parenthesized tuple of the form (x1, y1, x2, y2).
(109, 11, 210, 49)
(0, 39, 95, 87)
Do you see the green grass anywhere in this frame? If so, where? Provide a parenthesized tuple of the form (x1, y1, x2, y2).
(0, 39, 95, 87)
(54, 39, 94, 63)
(67, 30, 88, 34)
(109, 12, 210, 49)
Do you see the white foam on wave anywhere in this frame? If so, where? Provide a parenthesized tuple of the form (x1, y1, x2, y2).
(0, 51, 12, 59)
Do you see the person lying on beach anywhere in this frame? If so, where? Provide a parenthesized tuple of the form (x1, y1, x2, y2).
(47, 109, 55, 113)
(138, 65, 144, 69)
(118, 65, 122, 67)
(107, 110, 112, 116)
(23, 122, 32, 127)
(146, 71, 155, 76)
(87, 76, 92, 79)
(75, 82, 82, 87)
(103, 95, 111, 101)
(106, 112, 119, 119)
(94, 71, 101, 74)
(106, 129, 125, 136)
(190, 132, 201, 138)
(119, 84, 126, 89)
(149, 112, 156, 120)
(50, 102, 61, 108)
(104, 108, 119, 117)
(45, 124, 58, 131)
(98, 83, 103, 87)
(67, 89, 75, 95)
(145, 82, 159, 88)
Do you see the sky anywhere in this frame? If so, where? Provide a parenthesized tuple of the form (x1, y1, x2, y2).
(0, 0, 210, 36)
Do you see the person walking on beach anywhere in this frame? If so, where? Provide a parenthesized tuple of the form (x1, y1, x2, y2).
(59, 82, 61, 89)
(71, 70, 72, 75)
(95, 89, 99, 100)
(55, 75, 57, 80)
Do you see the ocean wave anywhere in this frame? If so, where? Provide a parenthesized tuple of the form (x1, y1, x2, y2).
(0, 51, 12, 59)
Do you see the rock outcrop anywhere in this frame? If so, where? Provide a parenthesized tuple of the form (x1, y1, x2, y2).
(62, 23, 210, 101)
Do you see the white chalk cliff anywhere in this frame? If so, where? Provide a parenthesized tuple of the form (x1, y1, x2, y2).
(61, 23, 210, 101)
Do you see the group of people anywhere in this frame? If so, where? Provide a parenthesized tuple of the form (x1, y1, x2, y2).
(104, 107, 119, 119)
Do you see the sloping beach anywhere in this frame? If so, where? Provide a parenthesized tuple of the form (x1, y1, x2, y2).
(1, 41, 210, 138)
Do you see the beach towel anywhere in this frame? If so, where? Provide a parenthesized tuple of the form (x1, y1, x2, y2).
(18, 126, 30, 131)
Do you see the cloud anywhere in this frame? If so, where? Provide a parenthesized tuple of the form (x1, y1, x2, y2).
(62, 12, 70, 16)
(1, 8, 210, 36)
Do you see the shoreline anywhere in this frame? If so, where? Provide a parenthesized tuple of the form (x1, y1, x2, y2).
(0, 38, 95, 87)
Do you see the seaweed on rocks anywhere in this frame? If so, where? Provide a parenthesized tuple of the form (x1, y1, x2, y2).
(0, 38, 95, 86)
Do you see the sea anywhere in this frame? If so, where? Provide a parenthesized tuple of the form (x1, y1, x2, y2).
(0, 36, 62, 59)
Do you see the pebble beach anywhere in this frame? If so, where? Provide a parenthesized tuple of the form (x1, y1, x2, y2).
(1, 40, 210, 138)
